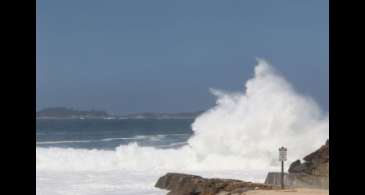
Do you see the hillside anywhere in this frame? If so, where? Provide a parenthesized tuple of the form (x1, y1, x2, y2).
(36, 107, 110, 119)
(37, 107, 203, 119)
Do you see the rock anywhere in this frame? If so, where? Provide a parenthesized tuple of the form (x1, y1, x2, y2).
(287, 139, 329, 189)
(229, 187, 251, 194)
(287, 173, 329, 189)
(264, 140, 329, 189)
(155, 173, 277, 195)
(290, 139, 329, 177)
(288, 160, 308, 173)
(303, 140, 329, 166)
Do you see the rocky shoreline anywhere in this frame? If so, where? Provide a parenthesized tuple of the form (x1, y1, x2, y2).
(287, 140, 329, 189)
(155, 173, 278, 195)
(155, 140, 329, 195)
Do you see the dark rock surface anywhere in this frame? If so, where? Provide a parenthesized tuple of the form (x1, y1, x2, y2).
(264, 140, 329, 189)
(155, 173, 277, 195)
(287, 140, 329, 189)
(288, 160, 301, 173)
(289, 140, 329, 177)
(287, 174, 328, 189)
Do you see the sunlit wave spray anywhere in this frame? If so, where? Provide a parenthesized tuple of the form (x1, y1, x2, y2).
(189, 58, 328, 169)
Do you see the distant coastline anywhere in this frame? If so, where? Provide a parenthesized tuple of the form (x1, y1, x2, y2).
(36, 107, 203, 120)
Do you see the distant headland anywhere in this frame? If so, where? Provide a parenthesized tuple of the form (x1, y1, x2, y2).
(36, 107, 203, 119)
(36, 107, 111, 119)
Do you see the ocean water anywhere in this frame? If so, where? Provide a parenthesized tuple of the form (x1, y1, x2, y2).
(36, 119, 192, 195)
(37, 119, 194, 150)
(36, 118, 268, 195)
(36, 60, 328, 195)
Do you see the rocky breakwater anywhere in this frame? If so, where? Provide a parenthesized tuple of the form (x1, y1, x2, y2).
(287, 140, 329, 189)
(155, 173, 277, 195)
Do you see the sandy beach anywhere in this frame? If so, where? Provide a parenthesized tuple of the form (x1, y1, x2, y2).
(246, 188, 329, 195)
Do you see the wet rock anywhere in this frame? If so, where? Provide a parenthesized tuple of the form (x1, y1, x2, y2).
(264, 140, 329, 189)
(155, 173, 276, 195)
(290, 139, 329, 177)
(287, 139, 329, 189)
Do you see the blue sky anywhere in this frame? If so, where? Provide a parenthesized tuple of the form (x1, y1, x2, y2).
(37, 0, 328, 114)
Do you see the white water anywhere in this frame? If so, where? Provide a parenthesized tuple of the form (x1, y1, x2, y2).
(36, 59, 328, 195)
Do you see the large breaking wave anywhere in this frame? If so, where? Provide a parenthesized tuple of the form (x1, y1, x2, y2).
(36, 59, 328, 172)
